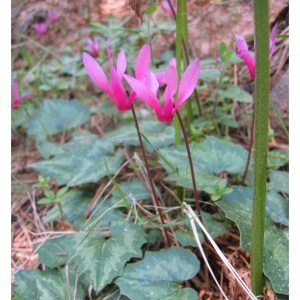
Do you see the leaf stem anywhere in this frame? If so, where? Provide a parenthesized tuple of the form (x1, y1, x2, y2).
(131, 106, 171, 247)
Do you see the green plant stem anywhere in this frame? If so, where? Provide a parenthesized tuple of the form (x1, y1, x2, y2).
(85, 0, 91, 24)
(131, 106, 171, 247)
(241, 104, 255, 185)
(175, 111, 202, 222)
(251, 0, 270, 295)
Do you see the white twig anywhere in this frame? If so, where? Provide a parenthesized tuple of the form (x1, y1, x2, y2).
(183, 202, 257, 300)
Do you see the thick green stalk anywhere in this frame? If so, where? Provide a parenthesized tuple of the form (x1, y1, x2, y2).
(251, 0, 270, 295)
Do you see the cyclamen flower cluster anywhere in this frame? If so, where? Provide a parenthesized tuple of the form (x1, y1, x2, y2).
(233, 23, 278, 79)
(34, 10, 59, 37)
(82, 44, 200, 122)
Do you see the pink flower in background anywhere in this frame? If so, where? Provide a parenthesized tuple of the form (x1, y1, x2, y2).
(86, 38, 99, 57)
(11, 81, 32, 110)
(124, 58, 200, 122)
(162, 0, 177, 18)
(233, 22, 278, 79)
(47, 10, 59, 23)
(34, 22, 48, 37)
(82, 44, 156, 112)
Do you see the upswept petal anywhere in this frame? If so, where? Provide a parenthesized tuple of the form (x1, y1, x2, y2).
(169, 58, 176, 68)
(86, 38, 94, 49)
(82, 52, 111, 94)
(135, 44, 151, 80)
(269, 22, 278, 58)
(123, 74, 163, 119)
(109, 59, 127, 110)
(117, 50, 127, 75)
(162, 98, 175, 122)
(163, 65, 178, 102)
(176, 58, 200, 110)
(12, 81, 19, 102)
(145, 71, 159, 95)
(233, 33, 256, 79)
(155, 72, 166, 84)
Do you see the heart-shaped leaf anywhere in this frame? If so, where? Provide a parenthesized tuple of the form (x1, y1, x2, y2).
(27, 99, 90, 138)
(115, 247, 200, 300)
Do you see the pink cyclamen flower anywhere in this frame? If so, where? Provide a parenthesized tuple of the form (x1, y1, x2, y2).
(86, 38, 99, 57)
(11, 81, 32, 110)
(82, 44, 156, 112)
(124, 58, 200, 122)
(162, 0, 177, 18)
(233, 22, 278, 79)
(47, 10, 59, 23)
(34, 22, 48, 37)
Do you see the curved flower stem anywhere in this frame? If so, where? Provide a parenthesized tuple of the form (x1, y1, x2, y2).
(131, 106, 171, 247)
(176, 111, 202, 222)
(241, 103, 255, 185)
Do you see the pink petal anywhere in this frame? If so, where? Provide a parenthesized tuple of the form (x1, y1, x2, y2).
(155, 71, 166, 84)
(117, 50, 127, 75)
(109, 63, 127, 109)
(20, 93, 32, 101)
(269, 22, 278, 58)
(12, 81, 19, 102)
(162, 98, 175, 122)
(135, 44, 151, 81)
(233, 32, 256, 79)
(144, 71, 159, 95)
(123, 74, 163, 119)
(82, 52, 111, 94)
(163, 65, 178, 102)
(175, 58, 200, 110)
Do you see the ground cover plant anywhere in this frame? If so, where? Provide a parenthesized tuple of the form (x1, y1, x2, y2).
(11, 0, 289, 299)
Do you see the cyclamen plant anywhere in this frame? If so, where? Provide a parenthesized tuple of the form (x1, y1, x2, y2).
(47, 10, 59, 23)
(34, 22, 48, 37)
(11, 81, 31, 110)
(233, 22, 277, 79)
(162, 0, 177, 18)
(86, 37, 99, 57)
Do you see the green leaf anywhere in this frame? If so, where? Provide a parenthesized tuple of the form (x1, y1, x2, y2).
(13, 269, 84, 300)
(37, 197, 55, 205)
(105, 120, 175, 150)
(43, 188, 95, 225)
(115, 247, 200, 300)
(35, 235, 79, 268)
(267, 171, 289, 194)
(144, 2, 158, 15)
(44, 190, 56, 200)
(218, 84, 253, 103)
(70, 223, 147, 292)
(36, 130, 100, 159)
(56, 186, 69, 198)
(219, 42, 233, 62)
(159, 136, 251, 176)
(199, 69, 220, 83)
(27, 99, 90, 138)
(216, 186, 289, 294)
(111, 179, 150, 203)
(175, 212, 228, 247)
(267, 149, 289, 170)
(30, 142, 123, 186)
